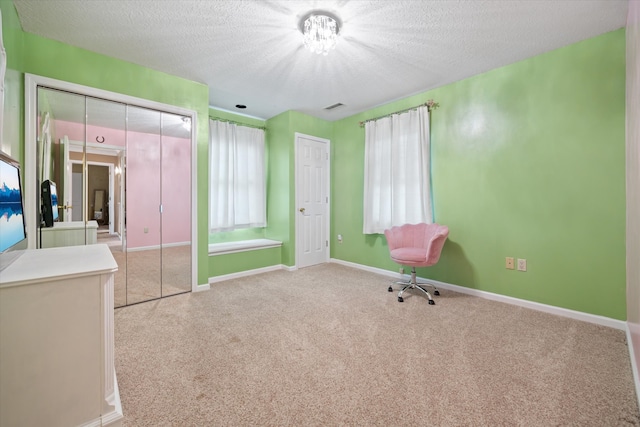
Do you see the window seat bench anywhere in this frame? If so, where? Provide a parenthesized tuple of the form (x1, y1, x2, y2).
(208, 239, 282, 256)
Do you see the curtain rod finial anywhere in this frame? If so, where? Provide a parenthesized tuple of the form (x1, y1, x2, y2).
(426, 99, 440, 111)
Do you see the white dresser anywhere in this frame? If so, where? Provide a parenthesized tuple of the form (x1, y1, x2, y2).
(0, 244, 123, 427)
(39, 220, 99, 248)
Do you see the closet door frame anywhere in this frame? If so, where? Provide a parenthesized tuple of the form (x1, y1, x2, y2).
(24, 73, 198, 291)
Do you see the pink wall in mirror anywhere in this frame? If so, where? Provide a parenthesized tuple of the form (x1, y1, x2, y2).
(52, 120, 191, 249)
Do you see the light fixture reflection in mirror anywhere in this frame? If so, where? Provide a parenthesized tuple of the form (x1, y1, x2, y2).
(181, 117, 191, 130)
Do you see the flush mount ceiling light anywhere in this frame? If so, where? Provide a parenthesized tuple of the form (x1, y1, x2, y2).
(299, 11, 341, 56)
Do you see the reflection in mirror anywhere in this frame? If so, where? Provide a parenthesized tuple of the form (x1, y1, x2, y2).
(36, 88, 86, 248)
(33, 83, 192, 308)
(124, 106, 162, 305)
(86, 97, 126, 249)
(83, 97, 127, 307)
(160, 112, 192, 297)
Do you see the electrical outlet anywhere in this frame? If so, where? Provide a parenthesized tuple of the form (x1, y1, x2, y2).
(144, 227, 149, 234)
(517, 258, 527, 272)
(506, 257, 515, 270)
(399, 267, 405, 275)
(337, 234, 343, 243)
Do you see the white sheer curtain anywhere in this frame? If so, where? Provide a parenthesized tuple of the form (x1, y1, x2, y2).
(363, 106, 432, 234)
(209, 120, 266, 231)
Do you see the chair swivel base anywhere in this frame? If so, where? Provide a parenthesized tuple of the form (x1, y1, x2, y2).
(387, 267, 439, 305)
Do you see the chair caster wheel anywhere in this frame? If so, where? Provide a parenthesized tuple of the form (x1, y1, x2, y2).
(428, 299, 435, 305)
(434, 290, 440, 296)
(398, 296, 404, 303)
(388, 286, 393, 292)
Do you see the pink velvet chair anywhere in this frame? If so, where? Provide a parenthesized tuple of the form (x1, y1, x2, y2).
(384, 223, 449, 305)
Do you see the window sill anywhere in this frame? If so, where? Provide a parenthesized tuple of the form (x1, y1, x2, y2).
(208, 239, 282, 256)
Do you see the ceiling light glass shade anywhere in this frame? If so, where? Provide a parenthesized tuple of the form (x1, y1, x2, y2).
(302, 13, 340, 56)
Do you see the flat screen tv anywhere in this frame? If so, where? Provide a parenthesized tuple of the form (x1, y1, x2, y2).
(0, 151, 28, 271)
(41, 179, 59, 227)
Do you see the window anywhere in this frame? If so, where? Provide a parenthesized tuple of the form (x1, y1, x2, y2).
(362, 106, 432, 234)
(209, 120, 266, 231)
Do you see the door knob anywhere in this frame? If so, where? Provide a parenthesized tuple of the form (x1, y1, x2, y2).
(299, 207, 305, 213)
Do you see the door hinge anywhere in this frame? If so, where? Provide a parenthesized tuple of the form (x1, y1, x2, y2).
(326, 240, 328, 247)
(326, 196, 328, 203)
(159, 204, 163, 213)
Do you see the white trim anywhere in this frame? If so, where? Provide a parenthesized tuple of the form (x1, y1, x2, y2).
(126, 241, 191, 252)
(329, 258, 627, 331)
(67, 138, 125, 156)
(77, 400, 123, 427)
(294, 132, 331, 269)
(102, 368, 124, 426)
(24, 73, 199, 293)
(208, 264, 293, 284)
(208, 239, 282, 255)
(83, 160, 115, 235)
(78, 417, 102, 427)
(24, 75, 38, 249)
(190, 112, 198, 293)
(193, 283, 210, 292)
(627, 323, 640, 411)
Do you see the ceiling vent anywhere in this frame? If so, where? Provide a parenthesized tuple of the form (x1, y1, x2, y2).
(324, 102, 344, 110)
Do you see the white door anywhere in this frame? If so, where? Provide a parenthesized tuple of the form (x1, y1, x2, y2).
(295, 133, 330, 268)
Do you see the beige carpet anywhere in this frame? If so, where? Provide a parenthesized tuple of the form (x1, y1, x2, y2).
(114, 263, 640, 426)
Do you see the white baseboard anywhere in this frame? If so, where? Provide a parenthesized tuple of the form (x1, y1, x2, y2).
(126, 241, 191, 252)
(329, 258, 626, 331)
(193, 283, 210, 292)
(208, 264, 294, 284)
(627, 323, 640, 411)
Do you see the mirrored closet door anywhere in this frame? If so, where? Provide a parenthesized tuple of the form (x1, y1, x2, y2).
(34, 84, 193, 307)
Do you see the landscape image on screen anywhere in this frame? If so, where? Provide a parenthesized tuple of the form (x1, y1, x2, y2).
(51, 184, 59, 221)
(0, 161, 26, 252)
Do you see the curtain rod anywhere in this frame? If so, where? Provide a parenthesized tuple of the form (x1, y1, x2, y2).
(358, 99, 440, 127)
(209, 116, 266, 131)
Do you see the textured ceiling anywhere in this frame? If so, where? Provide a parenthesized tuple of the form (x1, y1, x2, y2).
(14, 0, 628, 121)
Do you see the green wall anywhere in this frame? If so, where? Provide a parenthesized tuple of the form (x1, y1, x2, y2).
(1, 0, 210, 287)
(264, 111, 332, 267)
(3, 0, 626, 319)
(263, 111, 292, 264)
(331, 29, 626, 320)
(208, 107, 266, 129)
(209, 247, 282, 277)
(207, 108, 331, 277)
(207, 106, 267, 247)
(206, 108, 275, 277)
